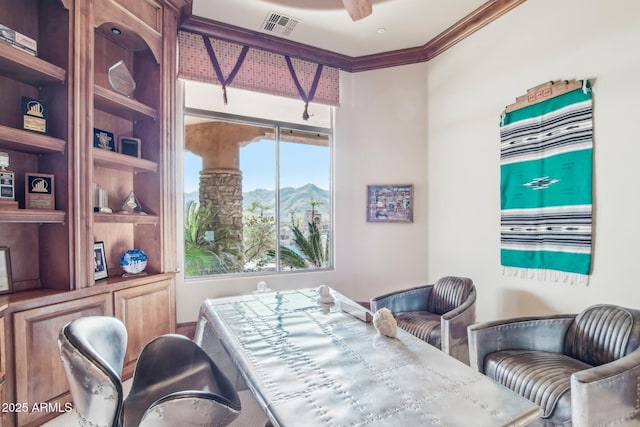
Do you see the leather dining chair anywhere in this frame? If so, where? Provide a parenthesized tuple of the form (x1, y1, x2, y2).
(124, 334, 242, 426)
(468, 304, 640, 426)
(58, 316, 241, 427)
(370, 276, 476, 364)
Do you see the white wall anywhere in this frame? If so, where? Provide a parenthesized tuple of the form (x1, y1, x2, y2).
(176, 63, 429, 323)
(177, 0, 640, 324)
(425, 0, 640, 321)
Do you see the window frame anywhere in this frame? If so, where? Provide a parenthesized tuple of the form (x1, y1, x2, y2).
(182, 107, 334, 278)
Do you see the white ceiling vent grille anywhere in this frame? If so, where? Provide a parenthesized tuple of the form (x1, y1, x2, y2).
(262, 11, 300, 37)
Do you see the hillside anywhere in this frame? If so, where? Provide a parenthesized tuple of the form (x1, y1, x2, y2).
(184, 183, 329, 220)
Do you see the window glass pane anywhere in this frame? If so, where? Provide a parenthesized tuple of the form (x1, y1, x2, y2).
(241, 137, 276, 272)
(183, 116, 275, 276)
(182, 90, 332, 278)
(278, 129, 331, 271)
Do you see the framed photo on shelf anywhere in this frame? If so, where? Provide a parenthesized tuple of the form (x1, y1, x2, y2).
(366, 184, 414, 223)
(93, 128, 115, 151)
(94, 241, 108, 280)
(119, 136, 141, 158)
(0, 247, 13, 294)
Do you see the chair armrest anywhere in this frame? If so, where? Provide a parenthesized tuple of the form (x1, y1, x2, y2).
(571, 348, 640, 426)
(442, 286, 476, 321)
(370, 284, 433, 313)
(468, 315, 575, 372)
(441, 287, 476, 364)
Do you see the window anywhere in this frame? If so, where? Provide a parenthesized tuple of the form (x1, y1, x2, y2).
(183, 104, 332, 278)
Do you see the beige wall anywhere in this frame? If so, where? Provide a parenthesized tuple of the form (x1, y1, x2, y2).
(176, 0, 640, 323)
(425, 0, 640, 321)
(176, 64, 429, 322)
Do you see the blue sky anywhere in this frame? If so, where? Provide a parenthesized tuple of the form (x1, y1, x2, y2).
(184, 139, 329, 193)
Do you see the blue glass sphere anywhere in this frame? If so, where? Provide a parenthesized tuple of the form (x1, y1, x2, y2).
(120, 249, 148, 274)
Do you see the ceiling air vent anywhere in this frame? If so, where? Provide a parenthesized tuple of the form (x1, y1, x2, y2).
(262, 11, 300, 37)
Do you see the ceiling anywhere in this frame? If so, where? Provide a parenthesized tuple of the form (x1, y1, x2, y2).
(190, 0, 489, 57)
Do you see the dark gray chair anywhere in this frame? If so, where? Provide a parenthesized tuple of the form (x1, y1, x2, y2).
(124, 334, 242, 426)
(468, 304, 640, 426)
(58, 316, 241, 427)
(370, 276, 476, 364)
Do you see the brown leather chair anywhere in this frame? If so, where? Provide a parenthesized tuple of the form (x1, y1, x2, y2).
(370, 276, 476, 364)
(469, 304, 640, 426)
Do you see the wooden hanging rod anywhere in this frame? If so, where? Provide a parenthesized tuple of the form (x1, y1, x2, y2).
(505, 80, 584, 113)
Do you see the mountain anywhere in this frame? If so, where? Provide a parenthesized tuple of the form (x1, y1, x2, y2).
(184, 183, 329, 220)
(245, 183, 329, 220)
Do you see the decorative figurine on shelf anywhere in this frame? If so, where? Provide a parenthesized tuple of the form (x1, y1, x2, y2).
(121, 248, 147, 277)
(108, 60, 136, 98)
(119, 191, 145, 214)
(0, 152, 17, 210)
(93, 183, 111, 213)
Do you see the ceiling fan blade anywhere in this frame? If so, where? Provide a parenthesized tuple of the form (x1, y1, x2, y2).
(341, 0, 373, 21)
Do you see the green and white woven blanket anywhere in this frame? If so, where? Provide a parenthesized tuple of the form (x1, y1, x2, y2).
(500, 82, 592, 283)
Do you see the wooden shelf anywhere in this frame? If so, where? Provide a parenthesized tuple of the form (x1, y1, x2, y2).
(0, 209, 65, 223)
(94, 212, 158, 225)
(0, 124, 66, 154)
(93, 148, 157, 173)
(93, 272, 174, 289)
(0, 43, 66, 86)
(94, 85, 158, 121)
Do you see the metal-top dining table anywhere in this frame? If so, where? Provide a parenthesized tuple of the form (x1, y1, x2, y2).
(195, 288, 542, 427)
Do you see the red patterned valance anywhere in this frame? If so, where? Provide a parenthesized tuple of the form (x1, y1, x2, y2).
(178, 31, 340, 107)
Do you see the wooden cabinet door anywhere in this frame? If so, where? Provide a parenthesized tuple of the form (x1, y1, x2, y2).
(13, 293, 112, 426)
(114, 278, 175, 377)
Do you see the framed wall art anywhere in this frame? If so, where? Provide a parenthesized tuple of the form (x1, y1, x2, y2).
(94, 241, 108, 280)
(0, 247, 13, 294)
(366, 184, 413, 223)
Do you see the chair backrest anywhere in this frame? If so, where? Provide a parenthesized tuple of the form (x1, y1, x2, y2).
(427, 276, 474, 315)
(125, 334, 241, 427)
(58, 316, 128, 427)
(564, 304, 640, 366)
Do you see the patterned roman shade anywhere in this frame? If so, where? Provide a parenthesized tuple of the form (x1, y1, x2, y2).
(178, 31, 340, 107)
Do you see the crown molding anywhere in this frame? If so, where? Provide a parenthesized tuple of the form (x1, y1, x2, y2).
(179, 0, 526, 73)
(180, 15, 353, 70)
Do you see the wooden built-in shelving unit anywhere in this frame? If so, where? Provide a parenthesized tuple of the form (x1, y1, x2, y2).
(0, 0, 183, 424)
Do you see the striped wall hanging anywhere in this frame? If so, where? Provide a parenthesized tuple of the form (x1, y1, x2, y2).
(500, 80, 593, 284)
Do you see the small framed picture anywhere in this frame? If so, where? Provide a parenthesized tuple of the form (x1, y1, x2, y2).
(93, 128, 115, 151)
(119, 136, 141, 158)
(367, 184, 414, 223)
(0, 247, 13, 294)
(25, 172, 55, 210)
(94, 241, 108, 280)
